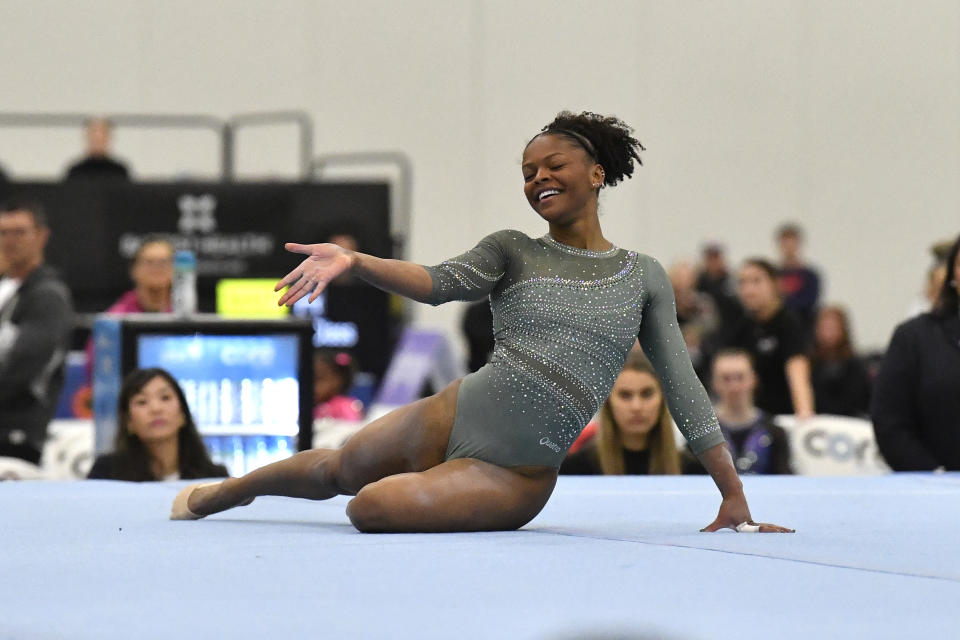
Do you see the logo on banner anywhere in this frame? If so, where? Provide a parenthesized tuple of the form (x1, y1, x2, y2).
(177, 194, 218, 234)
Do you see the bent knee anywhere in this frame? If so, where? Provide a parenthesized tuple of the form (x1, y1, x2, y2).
(346, 483, 391, 532)
(346, 478, 431, 533)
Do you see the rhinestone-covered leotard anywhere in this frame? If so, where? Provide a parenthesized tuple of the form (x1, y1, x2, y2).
(424, 230, 724, 468)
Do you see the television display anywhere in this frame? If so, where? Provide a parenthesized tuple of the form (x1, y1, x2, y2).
(92, 315, 313, 477)
(137, 333, 299, 476)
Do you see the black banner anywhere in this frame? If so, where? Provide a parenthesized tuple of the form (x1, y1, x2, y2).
(0, 181, 396, 377)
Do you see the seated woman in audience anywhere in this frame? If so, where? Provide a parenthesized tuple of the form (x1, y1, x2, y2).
(808, 305, 871, 417)
(313, 349, 364, 421)
(727, 258, 815, 419)
(88, 368, 227, 481)
(106, 235, 174, 313)
(684, 349, 791, 475)
(560, 348, 680, 475)
(85, 236, 174, 380)
(872, 233, 960, 471)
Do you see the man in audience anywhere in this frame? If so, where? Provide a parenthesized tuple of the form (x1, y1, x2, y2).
(65, 117, 130, 181)
(696, 242, 742, 338)
(685, 348, 792, 475)
(775, 223, 821, 341)
(0, 199, 74, 465)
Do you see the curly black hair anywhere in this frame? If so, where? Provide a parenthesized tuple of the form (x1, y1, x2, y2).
(533, 111, 645, 187)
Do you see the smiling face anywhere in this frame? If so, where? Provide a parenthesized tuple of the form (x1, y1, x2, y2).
(125, 375, 186, 446)
(521, 133, 604, 225)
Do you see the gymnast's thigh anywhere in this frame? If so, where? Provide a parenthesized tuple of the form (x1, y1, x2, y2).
(334, 378, 462, 494)
(344, 457, 558, 533)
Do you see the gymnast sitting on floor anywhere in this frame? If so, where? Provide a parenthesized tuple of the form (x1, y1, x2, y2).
(172, 111, 793, 534)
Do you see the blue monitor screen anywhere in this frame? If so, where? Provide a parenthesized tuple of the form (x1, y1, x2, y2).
(136, 334, 300, 436)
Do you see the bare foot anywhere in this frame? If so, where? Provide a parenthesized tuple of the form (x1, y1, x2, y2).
(171, 481, 255, 520)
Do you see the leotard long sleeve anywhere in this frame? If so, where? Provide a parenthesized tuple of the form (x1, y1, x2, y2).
(423, 230, 724, 468)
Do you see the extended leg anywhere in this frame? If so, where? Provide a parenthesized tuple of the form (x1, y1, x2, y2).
(177, 380, 461, 518)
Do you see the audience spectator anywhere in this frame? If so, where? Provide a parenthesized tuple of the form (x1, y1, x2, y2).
(809, 305, 871, 417)
(775, 223, 821, 340)
(313, 349, 363, 421)
(84, 235, 174, 380)
(88, 367, 228, 481)
(111, 236, 174, 312)
(560, 348, 681, 475)
(462, 299, 494, 373)
(65, 117, 130, 181)
(669, 259, 720, 382)
(684, 349, 791, 475)
(871, 233, 960, 471)
(0, 199, 74, 464)
(695, 242, 743, 341)
(728, 258, 815, 419)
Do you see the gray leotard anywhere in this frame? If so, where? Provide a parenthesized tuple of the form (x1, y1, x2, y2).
(423, 230, 724, 468)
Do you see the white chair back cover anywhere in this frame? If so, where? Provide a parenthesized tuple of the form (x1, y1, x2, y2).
(775, 415, 890, 475)
(0, 457, 45, 480)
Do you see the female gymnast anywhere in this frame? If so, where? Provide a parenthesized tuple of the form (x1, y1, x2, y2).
(172, 111, 793, 534)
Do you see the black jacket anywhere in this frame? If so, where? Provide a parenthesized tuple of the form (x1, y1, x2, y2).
(0, 265, 73, 455)
(870, 313, 960, 470)
(88, 452, 228, 482)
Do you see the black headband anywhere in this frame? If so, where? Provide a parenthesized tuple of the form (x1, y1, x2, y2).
(541, 128, 599, 162)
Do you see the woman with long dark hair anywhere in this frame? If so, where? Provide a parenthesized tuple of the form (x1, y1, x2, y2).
(172, 111, 791, 534)
(809, 305, 871, 417)
(729, 258, 815, 419)
(871, 233, 960, 470)
(88, 368, 227, 481)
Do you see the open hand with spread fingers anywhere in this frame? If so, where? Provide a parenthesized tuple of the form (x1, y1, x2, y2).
(275, 242, 355, 307)
(700, 493, 795, 533)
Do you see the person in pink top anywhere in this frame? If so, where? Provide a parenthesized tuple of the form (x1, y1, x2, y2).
(107, 236, 175, 313)
(84, 237, 174, 383)
(312, 349, 364, 421)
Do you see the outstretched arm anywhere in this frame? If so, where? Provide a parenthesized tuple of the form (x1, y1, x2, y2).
(276, 232, 510, 308)
(275, 243, 434, 306)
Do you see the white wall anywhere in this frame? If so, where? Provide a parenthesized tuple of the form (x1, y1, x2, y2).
(1, 0, 958, 353)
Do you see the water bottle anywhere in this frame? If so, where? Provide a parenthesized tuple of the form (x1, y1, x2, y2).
(172, 249, 197, 315)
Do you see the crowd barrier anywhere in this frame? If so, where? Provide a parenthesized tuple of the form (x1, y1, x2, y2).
(1, 413, 891, 481)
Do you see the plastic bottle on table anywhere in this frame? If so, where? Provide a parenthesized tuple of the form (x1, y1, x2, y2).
(172, 249, 197, 315)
